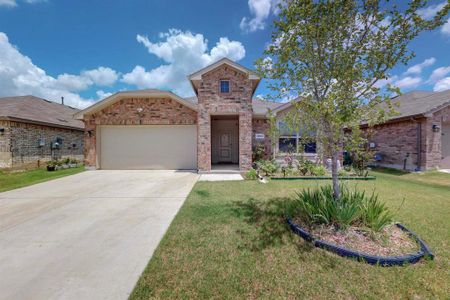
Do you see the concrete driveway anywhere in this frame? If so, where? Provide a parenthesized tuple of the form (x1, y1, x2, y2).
(0, 170, 199, 300)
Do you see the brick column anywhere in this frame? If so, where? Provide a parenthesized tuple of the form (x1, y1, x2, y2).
(197, 111, 211, 172)
(239, 112, 253, 171)
(84, 118, 97, 168)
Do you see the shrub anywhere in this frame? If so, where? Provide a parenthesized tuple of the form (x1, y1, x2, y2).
(291, 185, 392, 231)
(47, 160, 58, 167)
(338, 169, 348, 177)
(310, 165, 327, 176)
(252, 144, 266, 163)
(245, 168, 259, 180)
(256, 160, 279, 176)
(297, 157, 315, 176)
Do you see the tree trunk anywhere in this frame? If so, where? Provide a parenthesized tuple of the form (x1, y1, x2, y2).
(331, 150, 340, 200)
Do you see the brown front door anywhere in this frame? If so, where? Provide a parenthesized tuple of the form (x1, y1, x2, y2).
(219, 132, 232, 162)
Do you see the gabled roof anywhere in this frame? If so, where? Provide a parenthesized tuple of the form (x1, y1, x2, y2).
(74, 89, 198, 119)
(188, 58, 261, 95)
(0, 95, 83, 130)
(271, 90, 450, 121)
(252, 98, 285, 116)
(388, 90, 450, 119)
(188, 57, 260, 81)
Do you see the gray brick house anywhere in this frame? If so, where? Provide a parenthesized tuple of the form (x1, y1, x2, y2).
(0, 96, 84, 169)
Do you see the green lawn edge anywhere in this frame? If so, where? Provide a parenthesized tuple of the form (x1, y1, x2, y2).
(0, 167, 85, 193)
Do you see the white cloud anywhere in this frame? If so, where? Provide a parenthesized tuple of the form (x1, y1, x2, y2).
(82, 67, 118, 86)
(0, 32, 117, 108)
(433, 77, 450, 91)
(24, 0, 47, 3)
(417, 2, 446, 19)
(374, 75, 398, 88)
(404, 57, 436, 75)
(442, 17, 450, 36)
(122, 29, 246, 96)
(394, 76, 422, 89)
(240, 0, 281, 33)
(55, 74, 92, 92)
(428, 66, 450, 82)
(96, 90, 113, 99)
(0, 0, 48, 7)
(0, 0, 16, 7)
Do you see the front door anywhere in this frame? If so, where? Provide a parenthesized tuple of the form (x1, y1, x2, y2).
(219, 132, 232, 162)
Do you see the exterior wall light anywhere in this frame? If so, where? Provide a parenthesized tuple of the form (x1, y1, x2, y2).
(432, 124, 440, 132)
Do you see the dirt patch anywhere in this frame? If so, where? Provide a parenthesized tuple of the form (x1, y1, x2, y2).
(293, 219, 420, 256)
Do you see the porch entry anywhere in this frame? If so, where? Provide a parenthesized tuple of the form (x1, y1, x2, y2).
(211, 115, 239, 166)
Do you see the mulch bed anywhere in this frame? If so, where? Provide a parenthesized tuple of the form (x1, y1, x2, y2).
(293, 219, 419, 257)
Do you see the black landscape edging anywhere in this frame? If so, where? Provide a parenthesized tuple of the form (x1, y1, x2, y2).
(272, 176, 376, 181)
(286, 219, 434, 266)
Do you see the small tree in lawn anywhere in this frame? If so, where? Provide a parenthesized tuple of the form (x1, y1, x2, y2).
(257, 0, 449, 199)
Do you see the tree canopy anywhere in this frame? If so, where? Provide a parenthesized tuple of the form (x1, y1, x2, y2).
(257, 0, 450, 198)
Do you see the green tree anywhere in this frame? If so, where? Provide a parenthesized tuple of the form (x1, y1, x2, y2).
(257, 0, 449, 199)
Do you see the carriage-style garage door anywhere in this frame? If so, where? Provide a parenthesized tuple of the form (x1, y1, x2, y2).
(99, 125, 197, 170)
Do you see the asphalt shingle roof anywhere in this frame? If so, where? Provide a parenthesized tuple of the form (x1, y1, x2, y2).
(0, 95, 84, 130)
(389, 90, 450, 119)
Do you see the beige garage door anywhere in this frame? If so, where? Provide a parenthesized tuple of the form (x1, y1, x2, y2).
(99, 125, 197, 170)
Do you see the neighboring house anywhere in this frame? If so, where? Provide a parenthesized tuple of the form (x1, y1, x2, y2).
(367, 90, 450, 171)
(75, 58, 285, 172)
(0, 96, 84, 169)
(274, 90, 450, 171)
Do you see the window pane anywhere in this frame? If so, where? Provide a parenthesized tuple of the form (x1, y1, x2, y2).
(304, 142, 316, 153)
(220, 80, 229, 93)
(279, 138, 296, 153)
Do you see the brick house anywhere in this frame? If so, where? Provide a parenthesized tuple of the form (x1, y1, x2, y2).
(0, 96, 84, 169)
(75, 58, 284, 172)
(74, 58, 450, 172)
(272, 90, 450, 171)
(365, 90, 450, 171)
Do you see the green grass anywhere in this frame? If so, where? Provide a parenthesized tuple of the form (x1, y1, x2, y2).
(0, 167, 84, 192)
(131, 170, 450, 299)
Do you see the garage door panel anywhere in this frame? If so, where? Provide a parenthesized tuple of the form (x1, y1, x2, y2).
(100, 125, 197, 170)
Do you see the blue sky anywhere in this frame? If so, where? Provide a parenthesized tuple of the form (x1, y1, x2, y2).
(0, 0, 449, 108)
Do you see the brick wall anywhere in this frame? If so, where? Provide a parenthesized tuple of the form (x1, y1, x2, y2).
(0, 120, 83, 169)
(0, 120, 12, 168)
(366, 119, 425, 171)
(83, 97, 198, 167)
(424, 105, 450, 169)
(197, 64, 254, 171)
(252, 118, 272, 159)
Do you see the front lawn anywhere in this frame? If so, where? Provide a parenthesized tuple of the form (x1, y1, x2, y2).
(131, 170, 450, 299)
(0, 167, 84, 193)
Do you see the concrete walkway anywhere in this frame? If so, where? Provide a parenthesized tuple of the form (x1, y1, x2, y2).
(199, 173, 244, 181)
(0, 170, 199, 300)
